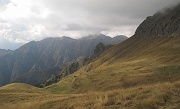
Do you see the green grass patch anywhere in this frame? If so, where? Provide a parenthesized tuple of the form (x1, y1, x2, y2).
(150, 65, 180, 83)
(155, 66, 180, 76)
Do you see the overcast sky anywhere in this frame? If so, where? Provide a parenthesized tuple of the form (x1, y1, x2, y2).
(0, 0, 180, 50)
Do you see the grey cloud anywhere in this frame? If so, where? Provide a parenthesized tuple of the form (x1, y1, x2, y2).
(40, 0, 180, 31)
(65, 23, 83, 31)
(42, 0, 179, 19)
(0, 0, 180, 49)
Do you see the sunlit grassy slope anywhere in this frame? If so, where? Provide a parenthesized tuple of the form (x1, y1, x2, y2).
(0, 37, 180, 109)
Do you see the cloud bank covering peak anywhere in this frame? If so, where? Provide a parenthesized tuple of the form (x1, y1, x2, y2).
(0, 0, 179, 49)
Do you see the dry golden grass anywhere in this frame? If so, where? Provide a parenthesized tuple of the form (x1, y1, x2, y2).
(0, 81, 179, 109)
(0, 37, 180, 109)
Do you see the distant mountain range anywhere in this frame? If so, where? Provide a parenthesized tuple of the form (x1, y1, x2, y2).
(0, 49, 12, 56)
(0, 34, 127, 86)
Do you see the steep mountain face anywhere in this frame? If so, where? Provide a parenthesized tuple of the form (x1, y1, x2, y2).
(0, 34, 127, 86)
(39, 42, 113, 87)
(60, 41, 114, 78)
(0, 49, 12, 56)
(134, 3, 180, 37)
(0, 49, 12, 85)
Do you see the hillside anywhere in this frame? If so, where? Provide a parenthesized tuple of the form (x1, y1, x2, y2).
(0, 34, 127, 86)
(0, 83, 43, 93)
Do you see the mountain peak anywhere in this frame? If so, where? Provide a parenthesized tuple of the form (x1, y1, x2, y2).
(82, 34, 110, 40)
(134, 3, 180, 37)
(62, 36, 73, 39)
(113, 35, 128, 39)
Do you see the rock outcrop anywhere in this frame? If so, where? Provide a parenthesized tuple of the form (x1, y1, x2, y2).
(134, 3, 180, 37)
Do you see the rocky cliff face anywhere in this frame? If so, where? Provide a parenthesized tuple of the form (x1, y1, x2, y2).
(134, 3, 180, 37)
(90, 42, 113, 59)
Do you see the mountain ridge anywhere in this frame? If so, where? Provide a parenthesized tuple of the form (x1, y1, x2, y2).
(0, 34, 127, 86)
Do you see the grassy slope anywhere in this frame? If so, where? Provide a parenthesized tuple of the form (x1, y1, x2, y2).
(0, 37, 180, 109)
(47, 37, 180, 93)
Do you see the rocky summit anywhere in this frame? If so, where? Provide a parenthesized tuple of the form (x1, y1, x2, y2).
(134, 3, 180, 37)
